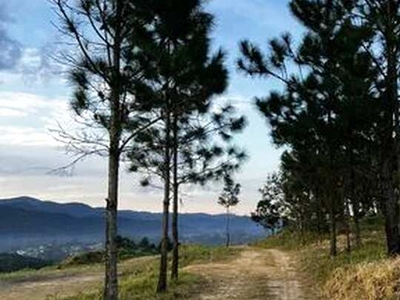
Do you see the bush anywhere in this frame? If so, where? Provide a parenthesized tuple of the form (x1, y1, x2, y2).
(60, 251, 104, 267)
(0, 253, 51, 273)
(60, 236, 159, 268)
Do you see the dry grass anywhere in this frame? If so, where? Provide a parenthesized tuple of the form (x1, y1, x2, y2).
(254, 217, 400, 300)
(324, 258, 400, 300)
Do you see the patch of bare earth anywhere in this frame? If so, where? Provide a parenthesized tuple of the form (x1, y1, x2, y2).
(185, 247, 312, 300)
(0, 272, 102, 300)
(0, 256, 155, 300)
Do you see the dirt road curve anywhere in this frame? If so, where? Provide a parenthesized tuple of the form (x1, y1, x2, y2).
(0, 248, 312, 300)
(0, 271, 102, 300)
(185, 247, 311, 300)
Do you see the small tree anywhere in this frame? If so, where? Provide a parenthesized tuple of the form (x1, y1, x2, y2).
(251, 173, 283, 235)
(218, 175, 241, 247)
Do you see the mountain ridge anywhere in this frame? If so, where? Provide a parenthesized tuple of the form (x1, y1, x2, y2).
(0, 196, 265, 252)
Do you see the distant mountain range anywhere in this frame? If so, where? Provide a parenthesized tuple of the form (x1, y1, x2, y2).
(0, 196, 266, 252)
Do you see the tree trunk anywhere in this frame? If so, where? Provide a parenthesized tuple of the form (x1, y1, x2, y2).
(171, 115, 179, 281)
(329, 201, 337, 257)
(382, 159, 400, 255)
(353, 201, 362, 248)
(349, 150, 361, 248)
(104, 148, 120, 300)
(157, 110, 171, 293)
(226, 207, 230, 247)
(382, 4, 400, 255)
(104, 80, 121, 300)
(345, 199, 351, 254)
(104, 2, 122, 295)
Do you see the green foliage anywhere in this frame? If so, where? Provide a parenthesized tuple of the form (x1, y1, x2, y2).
(239, 0, 385, 257)
(60, 251, 104, 267)
(57, 272, 202, 300)
(118, 236, 158, 260)
(251, 172, 283, 232)
(118, 271, 202, 300)
(178, 245, 241, 267)
(218, 174, 241, 209)
(0, 253, 52, 273)
(60, 237, 158, 268)
(252, 227, 322, 251)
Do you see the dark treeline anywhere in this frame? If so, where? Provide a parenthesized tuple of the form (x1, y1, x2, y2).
(51, 0, 245, 299)
(243, 0, 400, 258)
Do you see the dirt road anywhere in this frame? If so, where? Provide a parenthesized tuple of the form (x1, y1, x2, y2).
(185, 247, 312, 300)
(0, 256, 155, 300)
(0, 248, 313, 300)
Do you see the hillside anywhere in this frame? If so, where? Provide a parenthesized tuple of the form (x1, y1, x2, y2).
(1, 220, 392, 300)
(0, 197, 264, 253)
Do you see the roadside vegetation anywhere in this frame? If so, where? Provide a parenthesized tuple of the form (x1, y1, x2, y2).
(59, 237, 158, 268)
(55, 245, 241, 300)
(0, 253, 52, 273)
(255, 216, 399, 300)
(0, 245, 241, 300)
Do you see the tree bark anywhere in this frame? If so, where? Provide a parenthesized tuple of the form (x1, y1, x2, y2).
(382, 159, 400, 255)
(171, 115, 179, 280)
(353, 201, 362, 248)
(226, 207, 230, 247)
(104, 148, 120, 300)
(381, 2, 400, 256)
(104, 73, 121, 300)
(104, 2, 122, 296)
(157, 109, 171, 293)
(345, 199, 351, 254)
(329, 200, 337, 257)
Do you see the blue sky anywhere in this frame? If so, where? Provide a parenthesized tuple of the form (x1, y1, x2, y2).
(0, 0, 303, 214)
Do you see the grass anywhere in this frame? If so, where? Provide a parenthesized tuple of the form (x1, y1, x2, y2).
(324, 258, 400, 300)
(254, 217, 397, 299)
(299, 232, 387, 285)
(56, 268, 203, 300)
(179, 244, 241, 266)
(0, 263, 103, 282)
(42, 245, 241, 300)
(252, 229, 324, 251)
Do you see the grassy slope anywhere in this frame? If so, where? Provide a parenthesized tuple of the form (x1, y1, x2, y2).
(255, 217, 400, 300)
(2, 245, 241, 300)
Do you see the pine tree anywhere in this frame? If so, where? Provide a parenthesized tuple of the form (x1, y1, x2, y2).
(251, 172, 283, 235)
(51, 1, 159, 298)
(239, 0, 378, 256)
(218, 175, 241, 247)
(353, 0, 400, 255)
(125, 0, 245, 291)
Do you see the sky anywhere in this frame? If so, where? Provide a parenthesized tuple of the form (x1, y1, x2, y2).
(0, 0, 303, 215)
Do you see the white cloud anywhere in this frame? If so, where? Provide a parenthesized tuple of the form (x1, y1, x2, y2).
(0, 125, 57, 146)
(0, 91, 71, 146)
(0, 107, 27, 117)
(0, 91, 64, 112)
